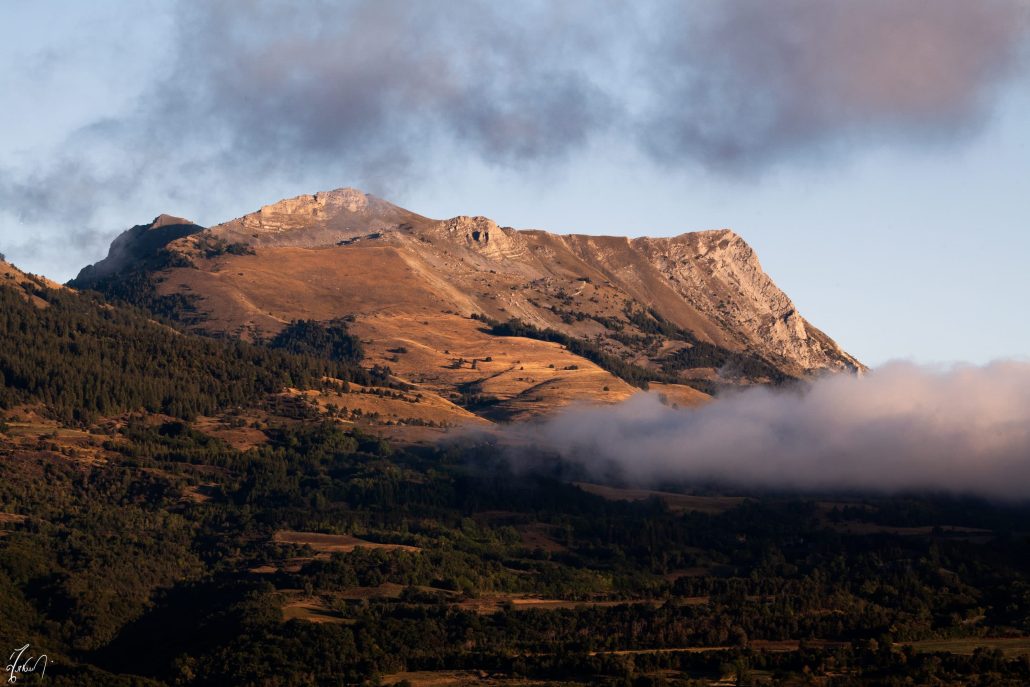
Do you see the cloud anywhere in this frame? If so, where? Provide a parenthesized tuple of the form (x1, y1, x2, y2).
(506, 361, 1030, 500)
(640, 0, 1030, 169)
(142, 0, 617, 187)
(2, 0, 1029, 242)
(142, 0, 1030, 181)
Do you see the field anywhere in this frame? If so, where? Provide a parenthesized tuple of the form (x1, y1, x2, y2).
(0, 409, 115, 465)
(191, 413, 270, 450)
(272, 530, 421, 553)
(381, 670, 565, 686)
(901, 637, 1030, 657)
(280, 595, 352, 624)
(455, 595, 667, 614)
(573, 482, 748, 514)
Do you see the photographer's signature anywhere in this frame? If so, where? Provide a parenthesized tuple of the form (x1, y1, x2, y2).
(6, 645, 47, 683)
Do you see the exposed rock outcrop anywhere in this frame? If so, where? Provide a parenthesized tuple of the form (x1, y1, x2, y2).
(71, 214, 203, 288)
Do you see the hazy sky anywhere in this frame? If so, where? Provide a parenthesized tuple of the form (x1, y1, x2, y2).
(1, 1, 1028, 366)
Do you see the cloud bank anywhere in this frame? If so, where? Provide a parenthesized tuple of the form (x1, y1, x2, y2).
(2, 0, 1028, 236)
(642, 0, 1030, 169)
(510, 361, 1030, 500)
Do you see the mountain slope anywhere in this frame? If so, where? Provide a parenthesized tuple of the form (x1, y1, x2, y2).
(72, 188, 862, 419)
(2, 255, 65, 292)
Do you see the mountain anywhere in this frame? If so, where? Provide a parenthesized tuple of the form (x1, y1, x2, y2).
(72, 213, 205, 284)
(6, 219, 1029, 687)
(72, 187, 862, 421)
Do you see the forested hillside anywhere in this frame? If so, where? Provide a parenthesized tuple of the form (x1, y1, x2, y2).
(2, 279, 1030, 685)
(4, 414, 1030, 685)
(0, 282, 385, 423)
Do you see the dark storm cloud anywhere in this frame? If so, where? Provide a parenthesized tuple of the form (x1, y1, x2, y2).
(506, 362, 1030, 500)
(2, 0, 1029, 233)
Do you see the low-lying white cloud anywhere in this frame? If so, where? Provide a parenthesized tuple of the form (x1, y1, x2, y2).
(513, 361, 1030, 500)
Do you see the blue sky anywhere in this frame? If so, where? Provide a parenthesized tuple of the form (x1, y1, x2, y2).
(1, 1, 1028, 366)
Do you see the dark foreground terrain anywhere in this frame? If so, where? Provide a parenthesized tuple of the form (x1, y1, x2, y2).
(2, 274, 1030, 686)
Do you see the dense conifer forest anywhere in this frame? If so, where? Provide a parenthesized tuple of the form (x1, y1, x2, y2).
(0, 284, 386, 423)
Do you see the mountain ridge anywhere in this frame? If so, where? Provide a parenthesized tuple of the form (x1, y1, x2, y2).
(70, 187, 862, 421)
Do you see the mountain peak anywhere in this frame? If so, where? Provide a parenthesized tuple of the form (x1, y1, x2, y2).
(152, 213, 195, 228)
(70, 214, 204, 288)
(206, 187, 425, 248)
(255, 187, 371, 218)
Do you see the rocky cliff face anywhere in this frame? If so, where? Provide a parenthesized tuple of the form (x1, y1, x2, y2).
(209, 188, 425, 248)
(72, 187, 862, 418)
(72, 214, 204, 287)
(629, 230, 863, 373)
